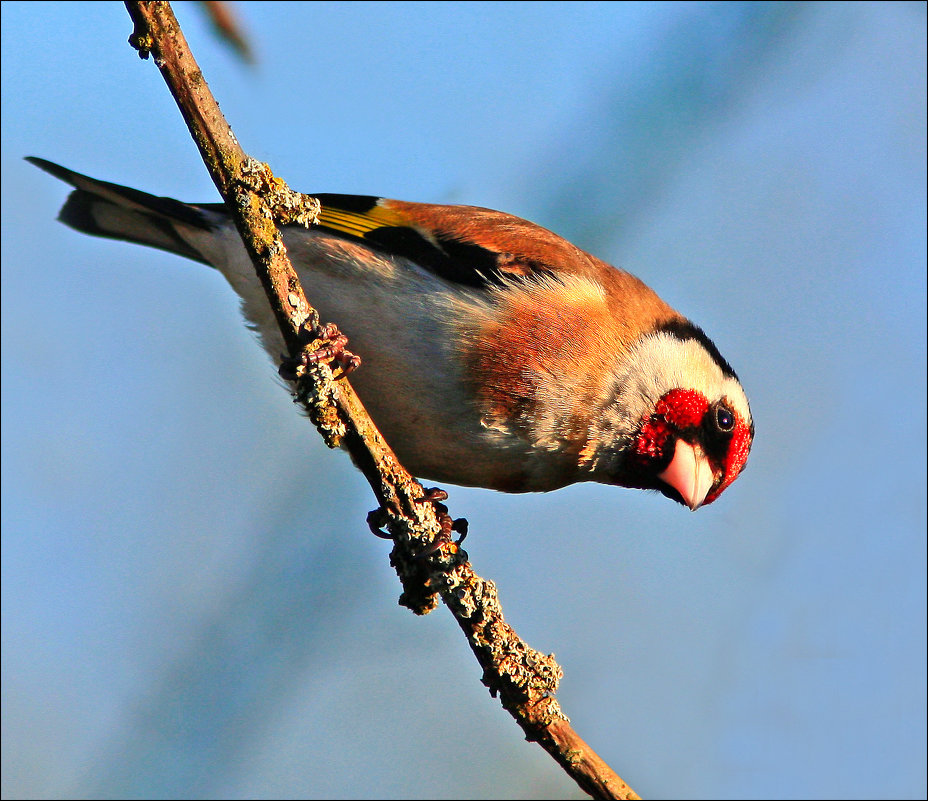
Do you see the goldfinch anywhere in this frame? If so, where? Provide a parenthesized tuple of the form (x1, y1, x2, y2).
(28, 157, 753, 509)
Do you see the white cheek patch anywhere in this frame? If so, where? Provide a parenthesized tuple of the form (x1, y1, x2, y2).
(612, 332, 752, 433)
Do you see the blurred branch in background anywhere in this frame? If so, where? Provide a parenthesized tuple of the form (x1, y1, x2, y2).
(201, 1, 254, 64)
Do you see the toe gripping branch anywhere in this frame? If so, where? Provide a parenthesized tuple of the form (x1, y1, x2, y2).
(278, 313, 361, 382)
(368, 488, 470, 615)
(416, 488, 470, 557)
(413, 488, 470, 558)
(367, 488, 469, 557)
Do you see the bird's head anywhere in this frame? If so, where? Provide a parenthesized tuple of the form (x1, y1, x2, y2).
(626, 386, 753, 509)
(587, 321, 753, 509)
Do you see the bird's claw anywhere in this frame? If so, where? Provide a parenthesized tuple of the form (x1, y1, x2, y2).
(416, 488, 468, 558)
(369, 488, 468, 559)
(367, 507, 393, 539)
(279, 320, 361, 381)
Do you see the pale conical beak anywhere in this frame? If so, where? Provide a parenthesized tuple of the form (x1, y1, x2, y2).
(658, 439, 714, 511)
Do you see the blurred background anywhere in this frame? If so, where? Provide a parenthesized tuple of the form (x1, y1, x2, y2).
(2, 2, 925, 798)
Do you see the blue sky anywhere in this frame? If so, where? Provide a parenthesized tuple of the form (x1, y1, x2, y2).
(2, 2, 925, 798)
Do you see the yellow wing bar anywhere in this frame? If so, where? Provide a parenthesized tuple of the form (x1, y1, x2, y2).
(316, 201, 406, 239)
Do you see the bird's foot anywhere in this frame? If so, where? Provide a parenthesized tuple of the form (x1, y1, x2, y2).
(415, 488, 469, 558)
(368, 488, 468, 558)
(279, 318, 361, 381)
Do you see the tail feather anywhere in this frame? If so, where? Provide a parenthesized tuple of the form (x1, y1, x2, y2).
(27, 156, 227, 266)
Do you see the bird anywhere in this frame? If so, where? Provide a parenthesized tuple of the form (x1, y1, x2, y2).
(28, 156, 753, 510)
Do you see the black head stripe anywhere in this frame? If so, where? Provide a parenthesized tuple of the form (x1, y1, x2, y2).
(656, 318, 739, 379)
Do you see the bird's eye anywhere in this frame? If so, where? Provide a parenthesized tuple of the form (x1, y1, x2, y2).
(715, 404, 735, 432)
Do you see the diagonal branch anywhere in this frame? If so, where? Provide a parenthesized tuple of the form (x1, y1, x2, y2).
(122, 3, 639, 798)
